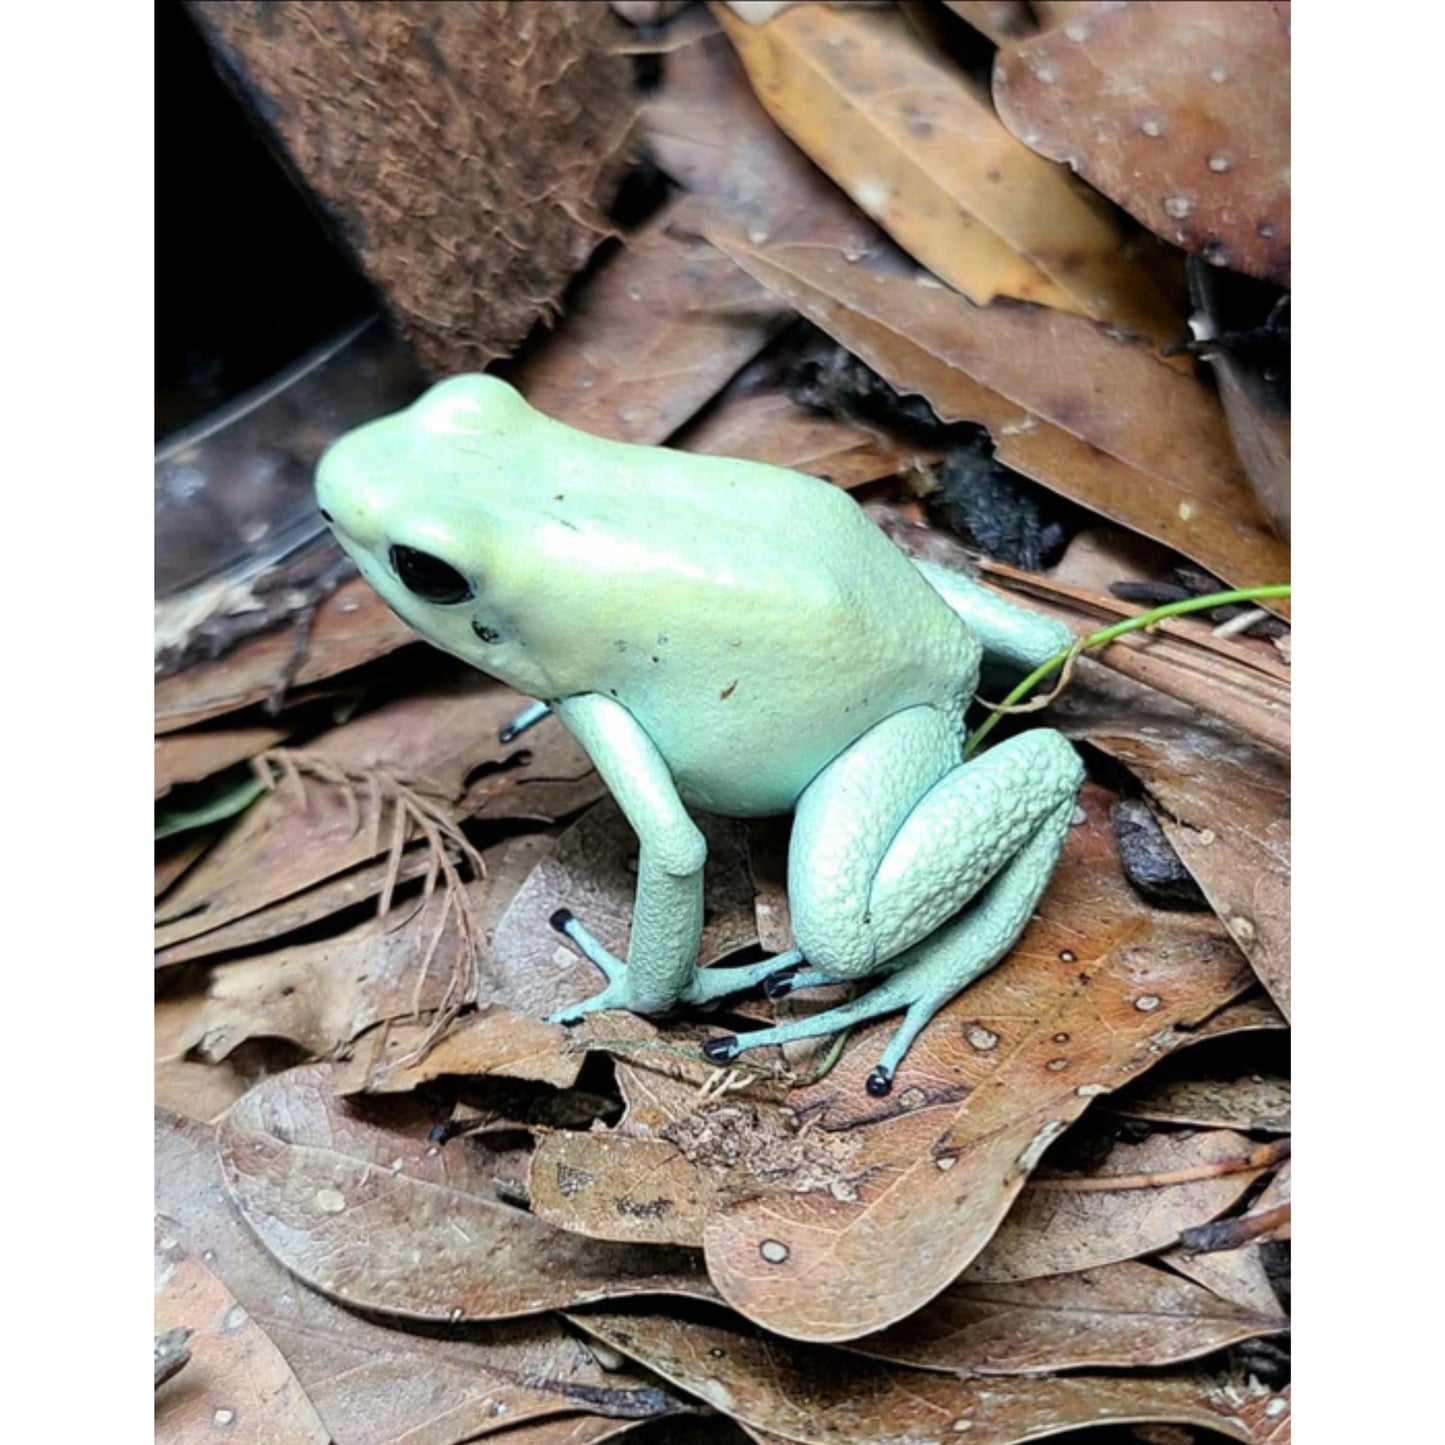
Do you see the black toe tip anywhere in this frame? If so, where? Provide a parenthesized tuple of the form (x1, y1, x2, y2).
(702, 1035, 741, 1063)
(865, 1067, 893, 1097)
(763, 974, 797, 1000)
(549, 908, 575, 934)
(499, 726, 519, 743)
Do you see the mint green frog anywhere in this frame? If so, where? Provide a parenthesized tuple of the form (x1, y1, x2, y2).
(316, 375, 1083, 1095)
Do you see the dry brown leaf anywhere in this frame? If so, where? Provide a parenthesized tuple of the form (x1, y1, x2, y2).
(994, 1, 1290, 285)
(156, 725, 290, 798)
(157, 1111, 681, 1444)
(155, 841, 438, 969)
(491, 799, 759, 1022)
(1182, 994, 1288, 1046)
(1057, 674, 1291, 1016)
(1162, 1240, 1282, 1318)
(847, 1258, 1285, 1375)
(155, 1228, 329, 1444)
(1110, 1071, 1290, 1134)
(531, 1133, 722, 1249)
(508, 197, 789, 445)
(716, 3, 1180, 343)
(570, 1303, 1292, 1444)
(964, 1128, 1275, 1283)
(708, 236, 1290, 610)
(218, 1064, 716, 1322)
(155, 675, 594, 955)
(156, 979, 274, 1125)
(335, 1005, 584, 1095)
(156, 832, 216, 900)
(154, 576, 416, 733)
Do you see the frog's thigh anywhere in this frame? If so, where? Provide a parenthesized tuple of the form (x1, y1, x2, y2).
(788, 706, 962, 979)
(791, 724, 1082, 978)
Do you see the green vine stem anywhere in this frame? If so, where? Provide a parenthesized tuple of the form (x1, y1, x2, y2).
(963, 584, 1292, 759)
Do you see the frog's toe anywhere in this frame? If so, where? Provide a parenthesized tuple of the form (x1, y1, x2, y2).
(549, 908, 625, 983)
(702, 1033, 742, 1063)
(547, 980, 631, 1026)
(680, 950, 805, 1007)
(763, 966, 830, 1000)
(866, 1065, 894, 1097)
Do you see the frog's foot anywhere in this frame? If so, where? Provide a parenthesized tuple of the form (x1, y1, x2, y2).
(704, 788, 1077, 1093)
(545, 908, 636, 1024)
(680, 950, 805, 1007)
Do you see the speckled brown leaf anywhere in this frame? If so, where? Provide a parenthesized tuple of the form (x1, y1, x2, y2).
(964, 1128, 1273, 1282)
(156, 725, 290, 798)
(156, 675, 596, 955)
(1111, 1071, 1290, 1133)
(157, 1111, 681, 1444)
(684, 788, 1252, 1341)
(155, 576, 416, 733)
(569, 1303, 1291, 1444)
(994, 2, 1290, 284)
(155, 1228, 329, 1444)
(847, 1258, 1284, 1375)
(1057, 671, 1291, 1015)
(707, 236, 1289, 610)
(335, 1004, 584, 1095)
(716, 3, 1180, 343)
(491, 799, 758, 1022)
(218, 1065, 715, 1322)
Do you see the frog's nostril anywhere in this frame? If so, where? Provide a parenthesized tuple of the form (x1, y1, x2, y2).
(318, 508, 334, 525)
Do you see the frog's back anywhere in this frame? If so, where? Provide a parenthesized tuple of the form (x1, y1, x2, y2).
(506, 430, 981, 815)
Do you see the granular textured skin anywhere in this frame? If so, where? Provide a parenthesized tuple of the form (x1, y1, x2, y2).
(191, 1, 637, 372)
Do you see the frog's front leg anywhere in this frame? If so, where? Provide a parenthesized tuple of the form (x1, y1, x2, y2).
(702, 706, 1083, 1093)
(546, 693, 707, 1021)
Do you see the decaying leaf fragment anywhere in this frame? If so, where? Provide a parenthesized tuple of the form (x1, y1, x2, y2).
(994, 1, 1291, 285)
(716, 2, 1180, 342)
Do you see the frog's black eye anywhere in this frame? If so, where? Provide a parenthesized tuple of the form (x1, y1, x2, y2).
(389, 544, 474, 605)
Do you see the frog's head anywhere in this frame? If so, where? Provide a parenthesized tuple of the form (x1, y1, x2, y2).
(316, 374, 549, 690)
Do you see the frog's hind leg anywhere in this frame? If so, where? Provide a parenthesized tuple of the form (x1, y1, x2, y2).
(702, 712, 1082, 1092)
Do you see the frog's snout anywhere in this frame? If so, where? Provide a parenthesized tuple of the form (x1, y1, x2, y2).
(316, 436, 387, 551)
